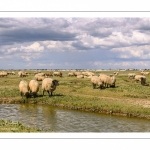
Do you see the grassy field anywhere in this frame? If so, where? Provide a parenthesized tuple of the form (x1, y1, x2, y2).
(1, 70, 150, 119)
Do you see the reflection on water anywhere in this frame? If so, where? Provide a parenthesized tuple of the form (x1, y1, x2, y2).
(0, 104, 150, 132)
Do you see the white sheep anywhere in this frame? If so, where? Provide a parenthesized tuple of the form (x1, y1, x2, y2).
(42, 78, 59, 97)
(134, 75, 146, 85)
(91, 76, 104, 89)
(128, 73, 136, 79)
(99, 74, 116, 88)
(19, 80, 30, 98)
(77, 74, 84, 78)
(29, 80, 39, 98)
(34, 74, 45, 81)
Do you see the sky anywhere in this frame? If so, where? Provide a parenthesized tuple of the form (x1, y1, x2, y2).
(1, 17, 150, 70)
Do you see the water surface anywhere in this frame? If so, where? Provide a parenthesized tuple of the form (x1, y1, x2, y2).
(0, 104, 150, 132)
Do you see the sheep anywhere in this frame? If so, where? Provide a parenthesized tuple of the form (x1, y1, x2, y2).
(53, 71, 62, 77)
(77, 74, 84, 78)
(29, 80, 39, 98)
(34, 74, 45, 81)
(36, 72, 45, 76)
(114, 72, 119, 76)
(19, 80, 30, 98)
(0, 71, 8, 77)
(45, 72, 53, 77)
(42, 78, 59, 97)
(91, 76, 104, 89)
(68, 72, 75, 77)
(18, 71, 28, 77)
(99, 74, 116, 88)
(141, 72, 150, 75)
(74, 72, 82, 76)
(134, 75, 146, 85)
(128, 73, 136, 79)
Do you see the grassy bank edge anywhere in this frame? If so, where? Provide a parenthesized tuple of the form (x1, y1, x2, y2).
(1, 95, 150, 120)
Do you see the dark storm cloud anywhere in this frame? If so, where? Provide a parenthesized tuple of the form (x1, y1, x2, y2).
(0, 28, 77, 46)
(0, 18, 77, 46)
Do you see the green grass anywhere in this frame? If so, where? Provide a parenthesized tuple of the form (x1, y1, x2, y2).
(0, 119, 44, 132)
(1, 70, 150, 119)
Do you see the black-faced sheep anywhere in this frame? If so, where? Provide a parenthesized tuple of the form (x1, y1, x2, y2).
(42, 78, 59, 97)
(134, 75, 146, 85)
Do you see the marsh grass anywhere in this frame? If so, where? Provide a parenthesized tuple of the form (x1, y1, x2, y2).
(0, 119, 44, 132)
(1, 70, 150, 118)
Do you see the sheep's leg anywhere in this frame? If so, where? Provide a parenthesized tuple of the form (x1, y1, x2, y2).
(47, 91, 51, 97)
(92, 83, 95, 89)
(51, 92, 53, 96)
(43, 90, 45, 96)
(20, 92, 23, 98)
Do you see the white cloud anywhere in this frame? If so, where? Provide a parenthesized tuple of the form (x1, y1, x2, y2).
(111, 45, 150, 59)
(43, 40, 75, 52)
(21, 42, 44, 52)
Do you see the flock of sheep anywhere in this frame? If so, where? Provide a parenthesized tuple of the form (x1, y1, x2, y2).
(0, 70, 148, 99)
(18, 71, 118, 98)
(18, 71, 60, 98)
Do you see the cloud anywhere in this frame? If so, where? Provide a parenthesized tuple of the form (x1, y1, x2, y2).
(20, 42, 44, 52)
(1, 18, 150, 69)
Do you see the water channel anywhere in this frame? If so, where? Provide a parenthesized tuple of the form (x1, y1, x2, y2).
(0, 104, 150, 132)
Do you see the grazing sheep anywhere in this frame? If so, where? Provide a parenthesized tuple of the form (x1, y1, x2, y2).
(74, 72, 82, 76)
(141, 71, 150, 75)
(34, 74, 45, 81)
(19, 80, 30, 98)
(134, 75, 146, 85)
(128, 73, 136, 79)
(114, 72, 119, 76)
(77, 74, 84, 78)
(18, 71, 28, 77)
(0, 71, 8, 77)
(99, 74, 116, 88)
(12, 71, 16, 75)
(29, 80, 39, 98)
(91, 76, 104, 89)
(45, 72, 53, 77)
(68, 72, 75, 77)
(42, 78, 59, 97)
(53, 71, 62, 77)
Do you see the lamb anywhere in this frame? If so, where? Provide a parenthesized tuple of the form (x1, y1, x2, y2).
(19, 80, 30, 98)
(29, 80, 39, 98)
(91, 76, 104, 89)
(99, 74, 116, 88)
(134, 75, 146, 85)
(42, 78, 59, 97)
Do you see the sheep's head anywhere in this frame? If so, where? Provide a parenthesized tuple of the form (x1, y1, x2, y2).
(53, 80, 59, 86)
